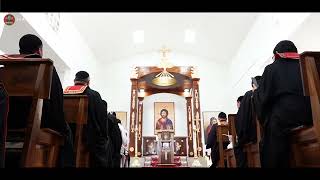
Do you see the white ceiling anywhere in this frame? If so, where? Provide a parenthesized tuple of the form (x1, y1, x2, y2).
(67, 13, 258, 64)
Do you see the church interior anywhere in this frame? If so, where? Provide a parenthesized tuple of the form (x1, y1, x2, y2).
(0, 13, 320, 168)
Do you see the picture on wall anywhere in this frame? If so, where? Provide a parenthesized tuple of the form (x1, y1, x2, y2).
(154, 102, 175, 134)
(115, 111, 127, 129)
(174, 137, 187, 156)
(202, 111, 221, 145)
(143, 137, 158, 156)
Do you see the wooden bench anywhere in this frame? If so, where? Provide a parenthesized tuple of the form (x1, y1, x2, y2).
(224, 114, 237, 168)
(289, 51, 320, 167)
(63, 95, 90, 167)
(217, 122, 229, 168)
(0, 83, 9, 168)
(0, 57, 64, 167)
(242, 115, 262, 168)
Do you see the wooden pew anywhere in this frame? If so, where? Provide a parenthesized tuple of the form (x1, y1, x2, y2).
(242, 114, 262, 168)
(224, 114, 237, 168)
(0, 57, 63, 167)
(290, 51, 320, 167)
(216, 121, 229, 168)
(0, 83, 9, 168)
(63, 95, 90, 167)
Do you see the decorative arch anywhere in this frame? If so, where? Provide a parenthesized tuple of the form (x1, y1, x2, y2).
(128, 65, 203, 158)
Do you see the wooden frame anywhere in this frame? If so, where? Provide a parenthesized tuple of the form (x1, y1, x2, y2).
(63, 95, 89, 167)
(224, 114, 237, 168)
(115, 111, 128, 130)
(174, 136, 187, 156)
(0, 57, 63, 167)
(142, 136, 157, 156)
(217, 123, 229, 168)
(202, 111, 221, 145)
(128, 65, 200, 157)
(289, 51, 320, 167)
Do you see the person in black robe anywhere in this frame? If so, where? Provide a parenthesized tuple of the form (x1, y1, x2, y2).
(236, 96, 244, 109)
(206, 112, 229, 168)
(107, 112, 122, 168)
(0, 84, 9, 168)
(5, 34, 74, 167)
(236, 76, 261, 146)
(71, 71, 110, 167)
(234, 95, 248, 168)
(234, 77, 261, 168)
(253, 40, 313, 168)
(101, 100, 114, 168)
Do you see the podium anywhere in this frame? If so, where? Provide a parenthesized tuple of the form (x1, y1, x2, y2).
(156, 130, 174, 164)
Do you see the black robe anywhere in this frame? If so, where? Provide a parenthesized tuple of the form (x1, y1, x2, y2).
(107, 113, 122, 168)
(253, 58, 313, 168)
(79, 86, 111, 167)
(206, 124, 229, 167)
(0, 84, 9, 168)
(235, 90, 257, 146)
(6, 54, 74, 167)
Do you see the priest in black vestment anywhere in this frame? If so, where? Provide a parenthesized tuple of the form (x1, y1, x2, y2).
(252, 40, 313, 168)
(3, 34, 74, 167)
(64, 71, 110, 167)
(107, 112, 122, 168)
(233, 95, 248, 168)
(233, 77, 261, 168)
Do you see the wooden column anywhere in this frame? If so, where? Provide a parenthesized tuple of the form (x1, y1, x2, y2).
(128, 79, 138, 157)
(137, 97, 144, 157)
(192, 78, 203, 156)
(186, 96, 194, 157)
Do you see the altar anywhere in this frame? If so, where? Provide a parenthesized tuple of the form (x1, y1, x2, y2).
(157, 130, 175, 164)
(128, 47, 204, 162)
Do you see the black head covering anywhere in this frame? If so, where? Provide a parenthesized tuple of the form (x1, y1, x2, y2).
(273, 40, 297, 55)
(237, 96, 244, 102)
(19, 34, 43, 54)
(218, 112, 227, 119)
(252, 75, 262, 87)
(75, 71, 90, 82)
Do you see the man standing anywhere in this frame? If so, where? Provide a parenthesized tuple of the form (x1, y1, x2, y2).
(3, 34, 74, 167)
(206, 112, 229, 168)
(253, 40, 312, 167)
(64, 71, 110, 167)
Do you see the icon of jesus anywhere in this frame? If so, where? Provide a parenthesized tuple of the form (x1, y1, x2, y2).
(155, 109, 173, 131)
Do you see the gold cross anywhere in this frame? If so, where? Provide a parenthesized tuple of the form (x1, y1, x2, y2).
(159, 46, 171, 58)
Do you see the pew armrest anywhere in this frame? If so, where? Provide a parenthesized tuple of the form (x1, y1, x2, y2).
(291, 126, 317, 144)
(38, 128, 64, 146)
(290, 125, 311, 133)
(41, 128, 62, 137)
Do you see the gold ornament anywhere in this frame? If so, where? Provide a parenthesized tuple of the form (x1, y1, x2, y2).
(130, 147, 134, 152)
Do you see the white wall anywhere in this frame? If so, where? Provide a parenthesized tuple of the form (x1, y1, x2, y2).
(142, 93, 187, 137)
(290, 13, 320, 52)
(225, 13, 311, 114)
(20, 13, 100, 89)
(0, 13, 69, 81)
